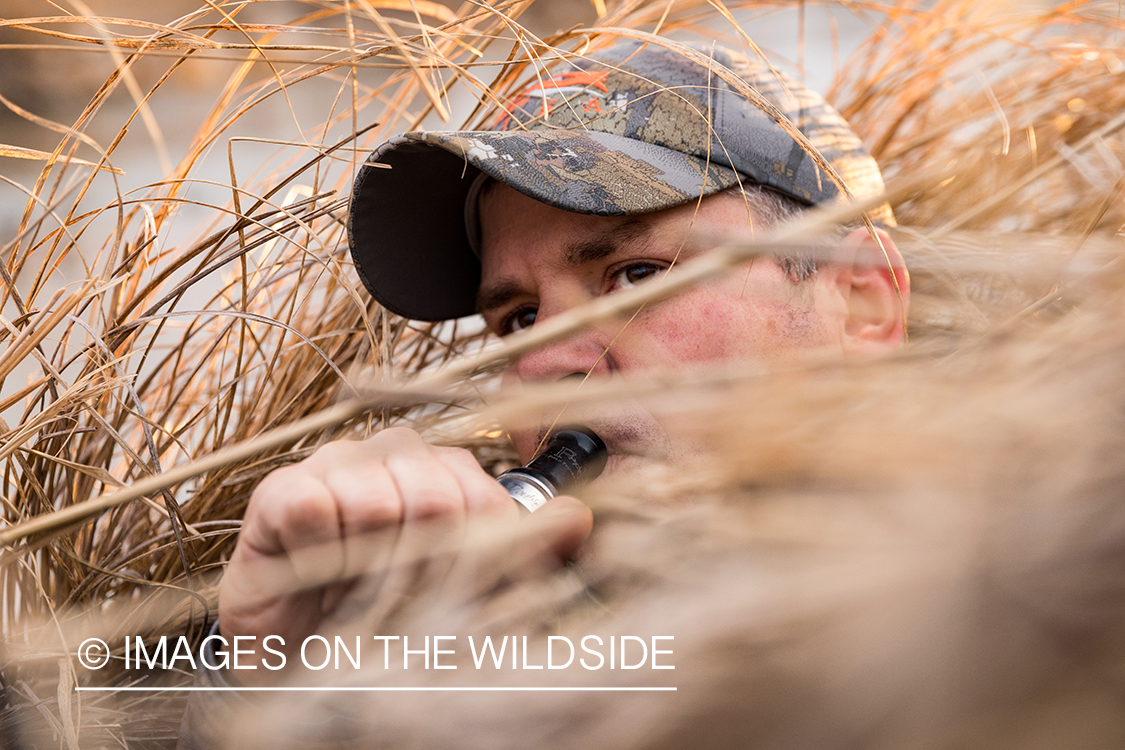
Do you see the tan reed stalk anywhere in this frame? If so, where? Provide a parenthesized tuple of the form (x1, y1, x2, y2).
(0, 0, 1123, 746)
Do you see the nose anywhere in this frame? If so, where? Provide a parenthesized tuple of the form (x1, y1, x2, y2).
(512, 326, 616, 383)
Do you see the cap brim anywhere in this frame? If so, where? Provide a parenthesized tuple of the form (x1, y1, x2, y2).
(348, 129, 740, 322)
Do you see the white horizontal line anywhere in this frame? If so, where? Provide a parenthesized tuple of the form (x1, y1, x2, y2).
(77, 686, 677, 692)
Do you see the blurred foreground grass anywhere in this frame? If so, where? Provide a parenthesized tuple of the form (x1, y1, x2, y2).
(1, 1, 1124, 747)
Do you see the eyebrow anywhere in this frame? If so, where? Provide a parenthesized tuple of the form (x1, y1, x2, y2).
(476, 280, 526, 316)
(563, 220, 650, 266)
(476, 220, 652, 315)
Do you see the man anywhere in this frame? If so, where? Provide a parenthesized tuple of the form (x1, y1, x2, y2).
(180, 39, 908, 745)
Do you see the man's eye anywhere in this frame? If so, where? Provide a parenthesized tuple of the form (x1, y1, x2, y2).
(610, 263, 664, 291)
(502, 307, 537, 335)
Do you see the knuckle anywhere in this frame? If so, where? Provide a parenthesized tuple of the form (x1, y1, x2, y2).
(241, 464, 347, 559)
(481, 481, 515, 508)
(307, 438, 352, 460)
(436, 446, 512, 509)
(332, 481, 402, 530)
(249, 464, 305, 507)
(438, 445, 485, 470)
(295, 452, 409, 535)
(357, 497, 403, 528)
(306, 439, 366, 470)
(407, 485, 463, 519)
(274, 482, 337, 538)
(371, 426, 426, 451)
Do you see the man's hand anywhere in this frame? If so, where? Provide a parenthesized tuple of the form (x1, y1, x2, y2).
(217, 427, 592, 683)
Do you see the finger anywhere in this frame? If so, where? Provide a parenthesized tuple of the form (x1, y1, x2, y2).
(317, 458, 405, 532)
(519, 495, 594, 564)
(241, 467, 344, 583)
(441, 495, 593, 607)
(383, 442, 469, 522)
(335, 512, 464, 632)
(434, 445, 518, 517)
(316, 464, 402, 614)
(305, 440, 409, 613)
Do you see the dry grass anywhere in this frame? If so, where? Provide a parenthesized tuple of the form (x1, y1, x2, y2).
(0, 0, 1124, 747)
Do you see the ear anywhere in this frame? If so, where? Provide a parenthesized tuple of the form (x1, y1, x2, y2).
(833, 226, 910, 354)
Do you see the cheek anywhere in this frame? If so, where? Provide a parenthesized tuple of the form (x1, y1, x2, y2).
(649, 300, 742, 361)
(498, 369, 537, 462)
(635, 291, 828, 364)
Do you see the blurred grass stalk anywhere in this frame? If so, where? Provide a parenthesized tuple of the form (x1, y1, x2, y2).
(1, 0, 1124, 747)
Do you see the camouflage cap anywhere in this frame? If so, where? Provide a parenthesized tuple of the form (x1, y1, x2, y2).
(348, 40, 892, 321)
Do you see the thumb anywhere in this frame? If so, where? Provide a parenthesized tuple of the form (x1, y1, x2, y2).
(521, 495, 593, 563)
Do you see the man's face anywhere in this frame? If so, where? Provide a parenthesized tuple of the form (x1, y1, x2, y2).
(477, 183, 851, 475)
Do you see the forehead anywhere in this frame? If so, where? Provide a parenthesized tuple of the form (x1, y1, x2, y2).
(477, 184, 760, 271)
(474, 185, 642, 313)
(479, 184, 645, 253)
(474, 184, 776, 318)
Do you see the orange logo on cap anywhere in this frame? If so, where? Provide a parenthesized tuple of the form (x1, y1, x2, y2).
(495, 70, 610, 128)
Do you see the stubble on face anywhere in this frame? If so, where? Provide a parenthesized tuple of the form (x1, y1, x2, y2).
(479, 184, 840, 478)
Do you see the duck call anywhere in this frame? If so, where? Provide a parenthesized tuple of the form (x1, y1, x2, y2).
(498, 427, 607, 513)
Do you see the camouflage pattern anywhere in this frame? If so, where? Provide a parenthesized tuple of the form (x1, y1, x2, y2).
(414, 129, 741, 215)
(349, 41, 893, 321)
